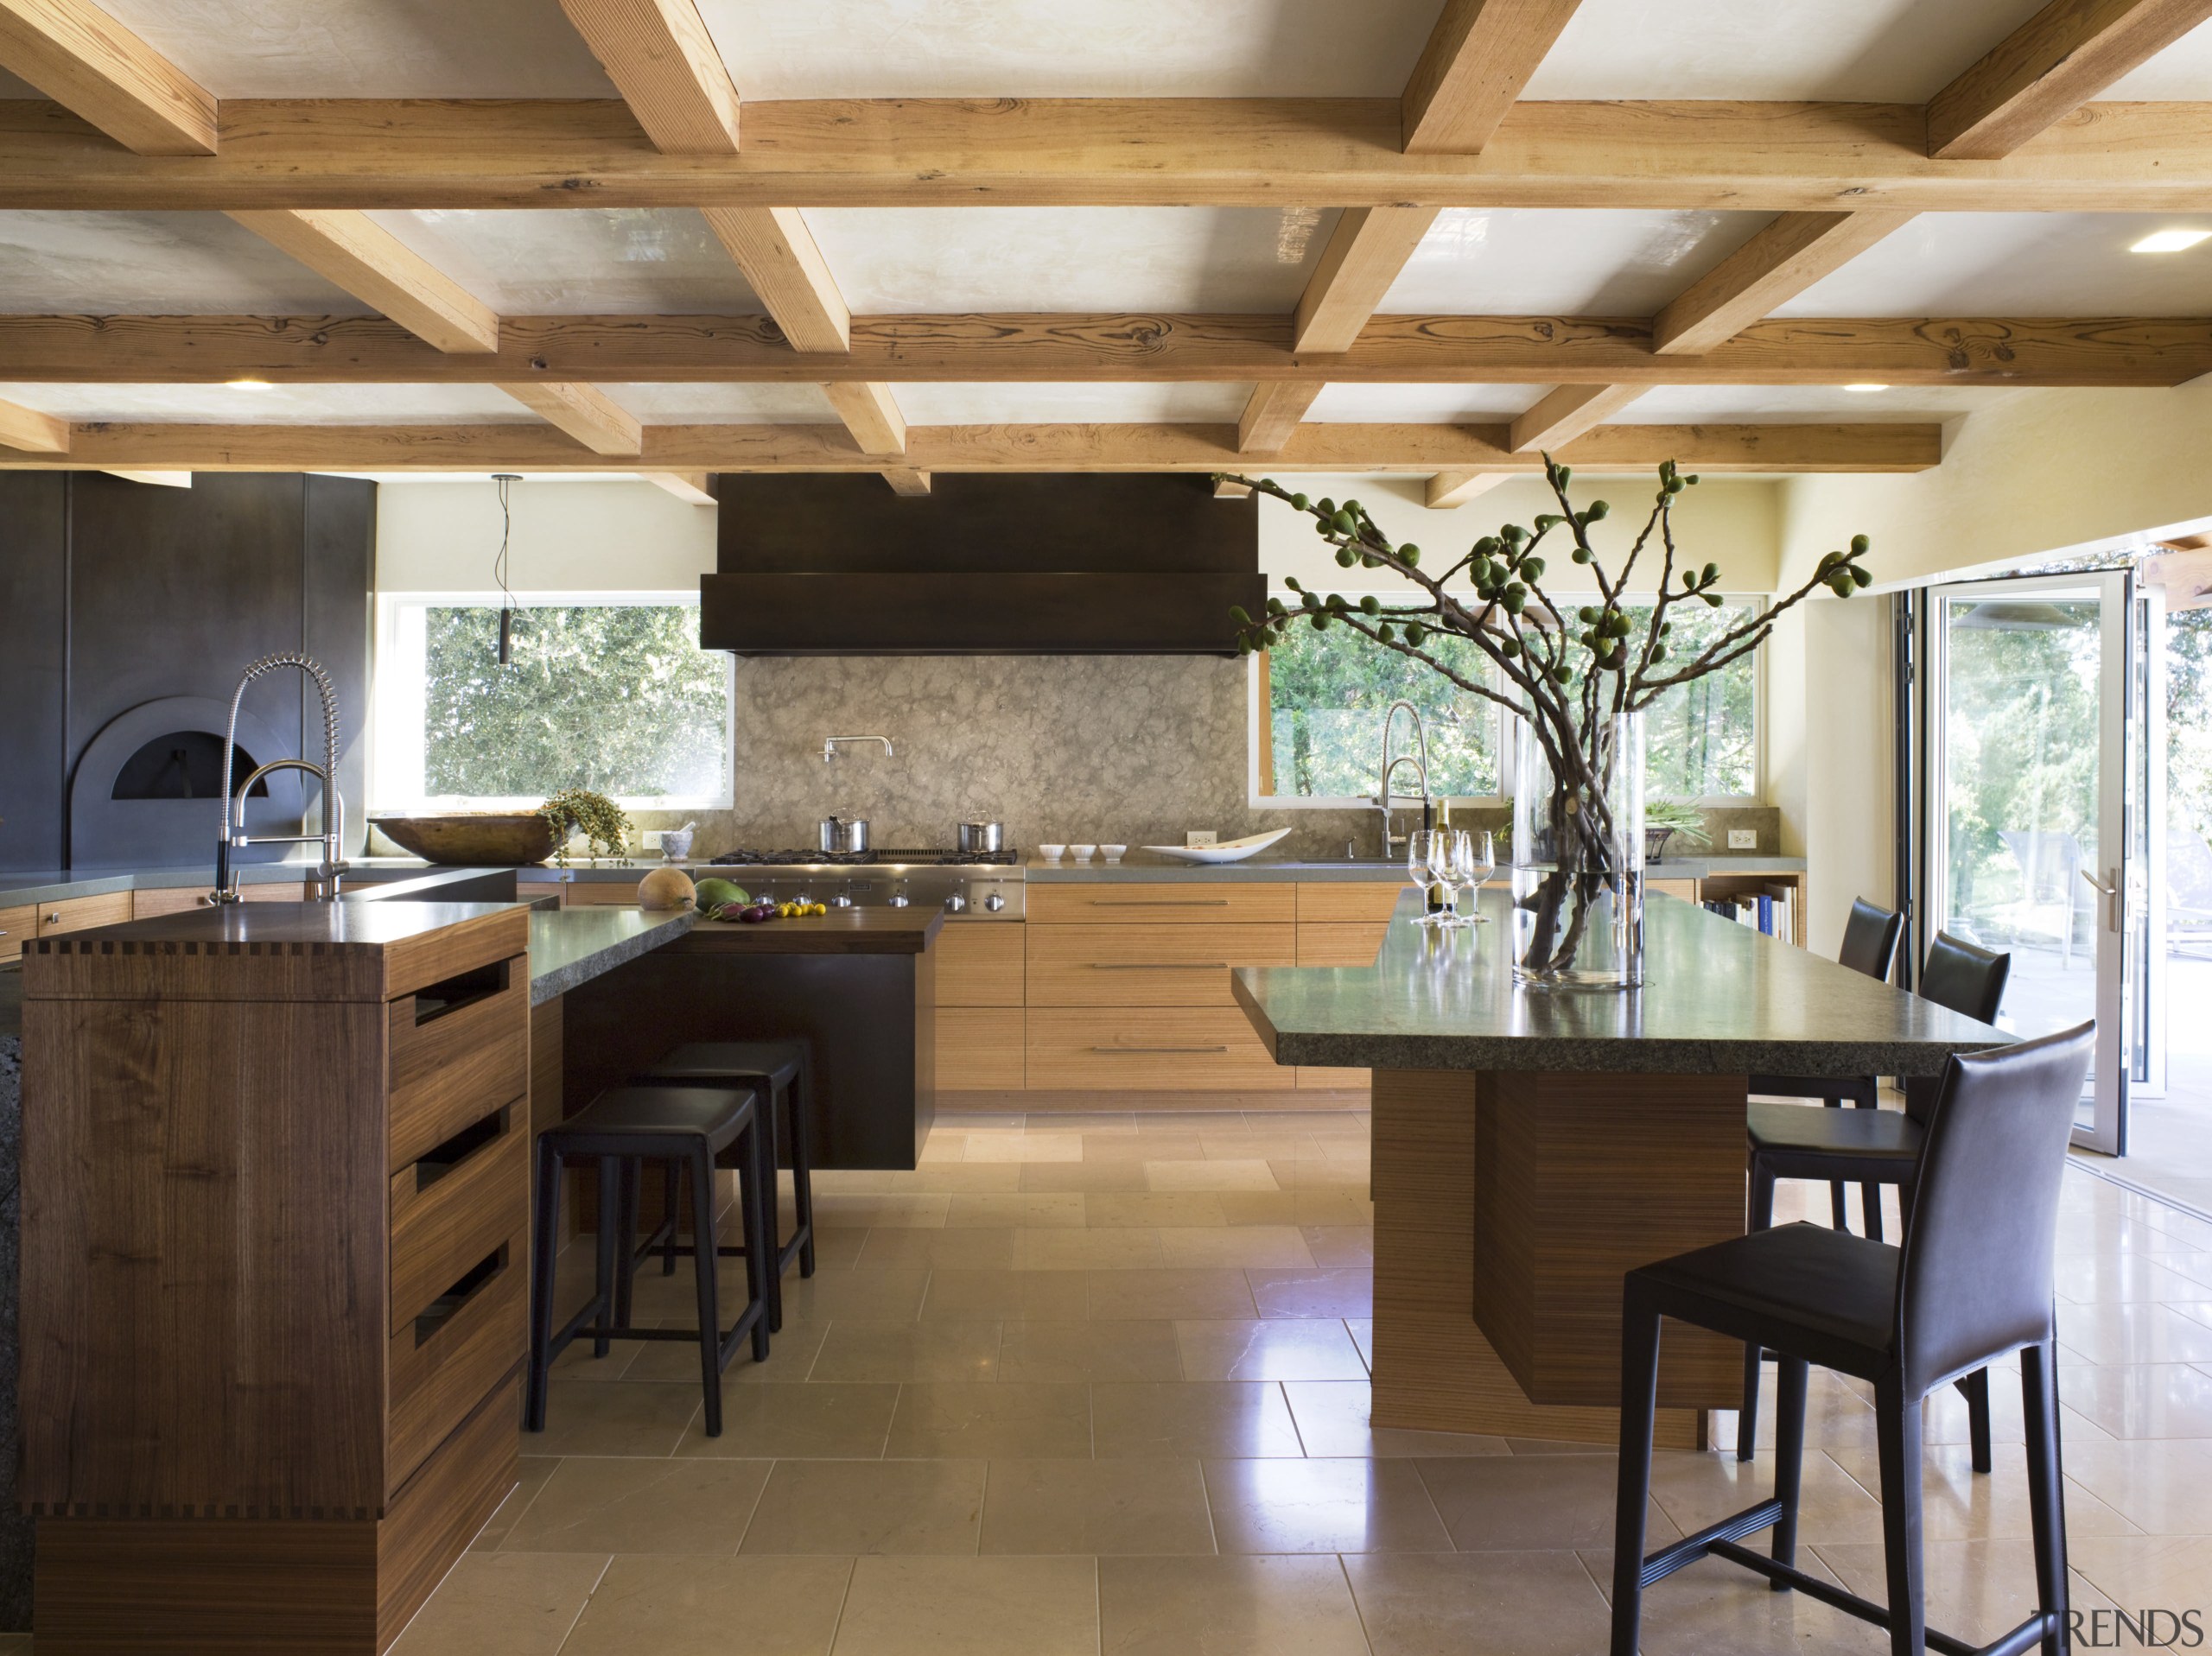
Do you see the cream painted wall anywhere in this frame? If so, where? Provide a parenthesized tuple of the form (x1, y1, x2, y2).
(375, 479, 717, 593)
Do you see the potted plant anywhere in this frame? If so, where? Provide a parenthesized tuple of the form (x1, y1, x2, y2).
(1224, 459, 1870, 987)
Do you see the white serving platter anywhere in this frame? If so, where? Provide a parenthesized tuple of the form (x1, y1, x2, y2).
(1139, 828, 1294, 864)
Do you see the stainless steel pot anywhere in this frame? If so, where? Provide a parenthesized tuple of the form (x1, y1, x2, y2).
(820, 815, 871, 853)
(956, 821, 1005, 855)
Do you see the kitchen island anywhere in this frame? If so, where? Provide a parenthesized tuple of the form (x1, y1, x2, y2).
(1232, 888, 2011, 1449)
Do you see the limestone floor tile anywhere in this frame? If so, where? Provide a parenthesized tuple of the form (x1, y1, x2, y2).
(469, 1456, 562, 1551)
(1038, 1111, 1139, 1133)
(1281, 1381, 1510, 1459)
(809, 1318, 1001, 1383)
(1198, 1133, 1326, 1161)
(2056, 1250, 2212, 1305)
(671, 1382, 899, 1460)
(527, 1375, 702, 1457)
(995, 1319, 1185, 1382)
(816, 1170, 899, 1193)
(558, 1555, 852, 1656)
(1091, 1381, 1307, 1459)
(389, 1551, 607, 1656)
(832, 1556, 1099, 1656)
(1084, 1267, 1261, 1321)
(1176, 1318, 1369, 1381)
(1157, 1224, 1317, 1268)
(806, 1228, 870, 1268)
(2056, 1300, 2212, 1366)
(497, 1456, 768, 1555)
(1085, 1191, 1230, 1228)
(740, 1459, 988, 1555)
(1585, 1548, 1892, 1656)
(979, 1457, 1217, 1555)
(2063, 1361, 2212, 1438)
(1344, 1550, 1614, 1656)
(1247, 1266, 1373, 1319)
(887, 1164, 1024, 1192)
(813, 1192, 950, 1228)
(1217, 1191, 1376, 1228)
(2037, 1436, 2212, 1533)
(1815, 1538, 2116, 1648)
(1301, 1225, 1376, 1266)
(1203, 1456, 1452, 1553)
(884, 1381, 1094, 1458)
(1347, 1319, 1375, 1369)
(2068, 1533, 2212, 1618)
(1017, 1159, 1154, 1192)
(779, 1266, 931, 1324)
(1144, 1157, 1281, 1191)
(855, 1226, 1018, 1269)
(1645, 1447, 1885, 1546)
(965, 1133, 1084, 1163)
(1417, 1454, 1681, 1551)
(1098, 1553, 1372, 1656)
(1014, 1226, 1167, 1270)
(946, 1191, 1087, 1228)
(1821, 1441, 2140, 1542)
(609, 1315, 799, 1385)
(1083, 1133, 1207, 1164)
(921, 1267, 1082, 1320)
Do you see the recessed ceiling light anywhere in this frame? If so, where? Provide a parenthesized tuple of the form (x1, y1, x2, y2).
(2130, 228, 2212, 254)
(1844, 383, 1890, 393)
(226, 377, 275, 390)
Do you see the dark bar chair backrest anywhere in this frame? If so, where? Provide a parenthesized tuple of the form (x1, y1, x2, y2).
(1898, 1023, 2094, 1399)
(1904, 933, 2012, 1127)
(1837, 898, 1905, 982)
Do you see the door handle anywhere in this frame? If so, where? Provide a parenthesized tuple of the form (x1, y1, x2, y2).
(2080, 866, 2120, 932)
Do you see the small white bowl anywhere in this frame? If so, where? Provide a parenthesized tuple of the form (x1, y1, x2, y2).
(1100, 843, 1128, 862)
(1038, 843, 1067, 861)
(1071, 842, 1098, 861)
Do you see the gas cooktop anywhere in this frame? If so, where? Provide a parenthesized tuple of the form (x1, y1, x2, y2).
(709, 847, 1020, 867)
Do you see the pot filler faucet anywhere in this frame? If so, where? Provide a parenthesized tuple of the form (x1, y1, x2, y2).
(213, 652, 346, 904)
(823, 734, 895, 763)
(1376, 699, 1433, 858)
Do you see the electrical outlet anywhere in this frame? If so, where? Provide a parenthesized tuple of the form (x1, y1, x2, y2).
(1727, 828, 1758, 850)
(1186, 830, 1219, 847)
(641, 829, 665, 850)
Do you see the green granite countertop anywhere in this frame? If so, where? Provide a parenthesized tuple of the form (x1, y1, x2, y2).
(1232, 889, 2008, 1077)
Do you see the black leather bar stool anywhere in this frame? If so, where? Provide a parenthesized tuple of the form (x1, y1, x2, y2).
(1613, 1021, 2094, 1656)
(630, 1041, 817, 1335)
(1738, 931, 2012, 1466)
(1746, 898, 1904, 1233)
(525, 1084, 772, 1438)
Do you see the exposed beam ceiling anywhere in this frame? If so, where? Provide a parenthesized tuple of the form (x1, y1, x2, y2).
(10, 98, 2212, 213)
(1509, 383, 1646, 451)
(1929, 0, 2212, 161)
(498, 381, 643, 454)
(556, 0, 741, 154)
(226, 211, 501, 353)
(0, 0, 215, 155)
(881, 467, 932, 496)
(1652, 212, 1919, 356)
(700, 208, 850, 352)
(1294, 206, 1441, 353)
(1237, 384, 1326, 454)
(103, 467, 189, 485)
(7, 313, 2192, 387)
(1213, 479, 1254, 498)
(0, 393, 70, 453)
(1402, 0, 1586, 154)
(0, 422, 1939, 475)
(1425, 471, 1510, 509)
(639, 470, 715, 504)
(821, 380, 908, 457)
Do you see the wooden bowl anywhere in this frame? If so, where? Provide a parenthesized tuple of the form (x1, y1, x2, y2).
(372, 813, 557, 866)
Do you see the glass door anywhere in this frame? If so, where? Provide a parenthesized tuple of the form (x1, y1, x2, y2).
(1928, 571, 2134, 1152)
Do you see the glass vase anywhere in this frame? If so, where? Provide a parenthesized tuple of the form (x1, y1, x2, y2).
(1510, 710, 1645, 990)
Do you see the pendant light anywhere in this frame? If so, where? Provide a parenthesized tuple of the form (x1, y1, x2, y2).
(492, 473, 520, 664)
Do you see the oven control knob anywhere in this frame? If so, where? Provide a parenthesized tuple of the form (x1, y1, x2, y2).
(832, 884, 854, 909)
(944, 885, 968, 913)
(982, 888, 1006, 912)
(887, 879, 911, 909)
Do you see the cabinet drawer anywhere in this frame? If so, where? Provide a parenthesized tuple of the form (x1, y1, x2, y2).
(1298, 1066, 1371, 1090)
(0, 903, 30, 964)
(34, 891, 131, 937)
(1296, 883, 1408, 924)
(390, 1104, 528, 1336)
(387, 1241, 524, 1493)
(936, 923, 1026, 1007)
(1027, 923, 1293, 1007)
(1027, 882, 1294, 926)
(389, 962, 529, 1167)
(563, 881, 645, 907)
(1296, 922, 1392, 968)
(1026, 1007, 1292, 1090)
(938, 1008, 1026, 1089)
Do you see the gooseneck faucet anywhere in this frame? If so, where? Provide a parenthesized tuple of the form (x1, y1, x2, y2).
(823, 734, 895, 763)
(1376, 699, 1433, 857)
(213, 652, 346, 903)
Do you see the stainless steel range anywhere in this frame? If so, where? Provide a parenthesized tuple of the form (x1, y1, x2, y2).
(705, 847, 1026, 918)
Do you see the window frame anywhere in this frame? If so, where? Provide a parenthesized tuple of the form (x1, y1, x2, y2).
(1248, 590, 1765, 809)
(372, 588, 736, 814)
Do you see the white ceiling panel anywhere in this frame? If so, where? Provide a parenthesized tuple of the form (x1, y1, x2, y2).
(1773, 213, 2212, 317)
(0, 382, 539, 422)
(88, 0, 613, 97)
(2101, 19, 2212, 97)
(1522, 0, 2045, 101)
(1612, 384, 2029, 424)
(364, 210, 761, 314)
(600, 384, 840, 422)
(1382, 209, 1770, 316)
(1304, 384, 1535, 422)
(694, 0, 1435, 98)
(0, 212, 372, 313)
(890, 383, 1249, 424)
(804, 207, 1337, 314)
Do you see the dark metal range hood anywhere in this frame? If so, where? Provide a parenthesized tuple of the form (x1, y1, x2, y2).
(700, 474, 1265, 657)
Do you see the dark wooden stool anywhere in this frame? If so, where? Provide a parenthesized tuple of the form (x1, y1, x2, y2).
(525, 1083, 772, 1438)
(1614, 1021, 2093, 1656)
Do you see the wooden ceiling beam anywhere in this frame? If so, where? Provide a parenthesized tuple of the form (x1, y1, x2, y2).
(821, 381, 908, 457)
(497, 382, 643, 454)
(0, 393, 69, 453)
(1929, 0, 2212, 161)
(1654, 211, 1917, 355)
(1425, 471, 1510, 508)
(639, 470, 715, 503)
(556, 0, 741, 154)
(1402, 0, 1586, 153)
(226, 211, 500, 353)
(0, 420, 1939, 475)
(11, 97, 2212, 213)
(3, 313, 2203, 387)
(1294, 206, 1440, 352)
(0, 0, 215, 155)
(1238, 383, 1327, 454)
(880, 467, 932, 495)
(1509, 384, 1646, 451)
(701, 207, 850, 352)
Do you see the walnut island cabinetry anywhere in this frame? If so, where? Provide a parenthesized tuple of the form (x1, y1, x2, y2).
(19, 900, 533, 1655)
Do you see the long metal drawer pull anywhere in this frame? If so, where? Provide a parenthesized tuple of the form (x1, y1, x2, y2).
(1088, 961, 1230, 970)
(1087, 898, 1232, 906)
(1090, 1044, 1231, 1054)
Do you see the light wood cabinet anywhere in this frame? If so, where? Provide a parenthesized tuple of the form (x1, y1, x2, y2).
(935, 924, 1027, 1088)
(0, 902, 31, 964)
(1295, 882, 1408, 925)
(1027, 922, 1293, 1007)
(937, 1008, 1027, 1089)
(33, 891, 132, 936)
(936, 923, 1025, 1006)
(1027, 881, 1295, 926)
(1026, 1006, 1285, 1090)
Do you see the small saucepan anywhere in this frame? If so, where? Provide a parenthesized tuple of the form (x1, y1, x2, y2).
(956, 821, 1006, 856)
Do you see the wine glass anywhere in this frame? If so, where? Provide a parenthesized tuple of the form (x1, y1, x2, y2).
(1452, 828, 1496, 925)
(1407, 828, 1446, 926)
